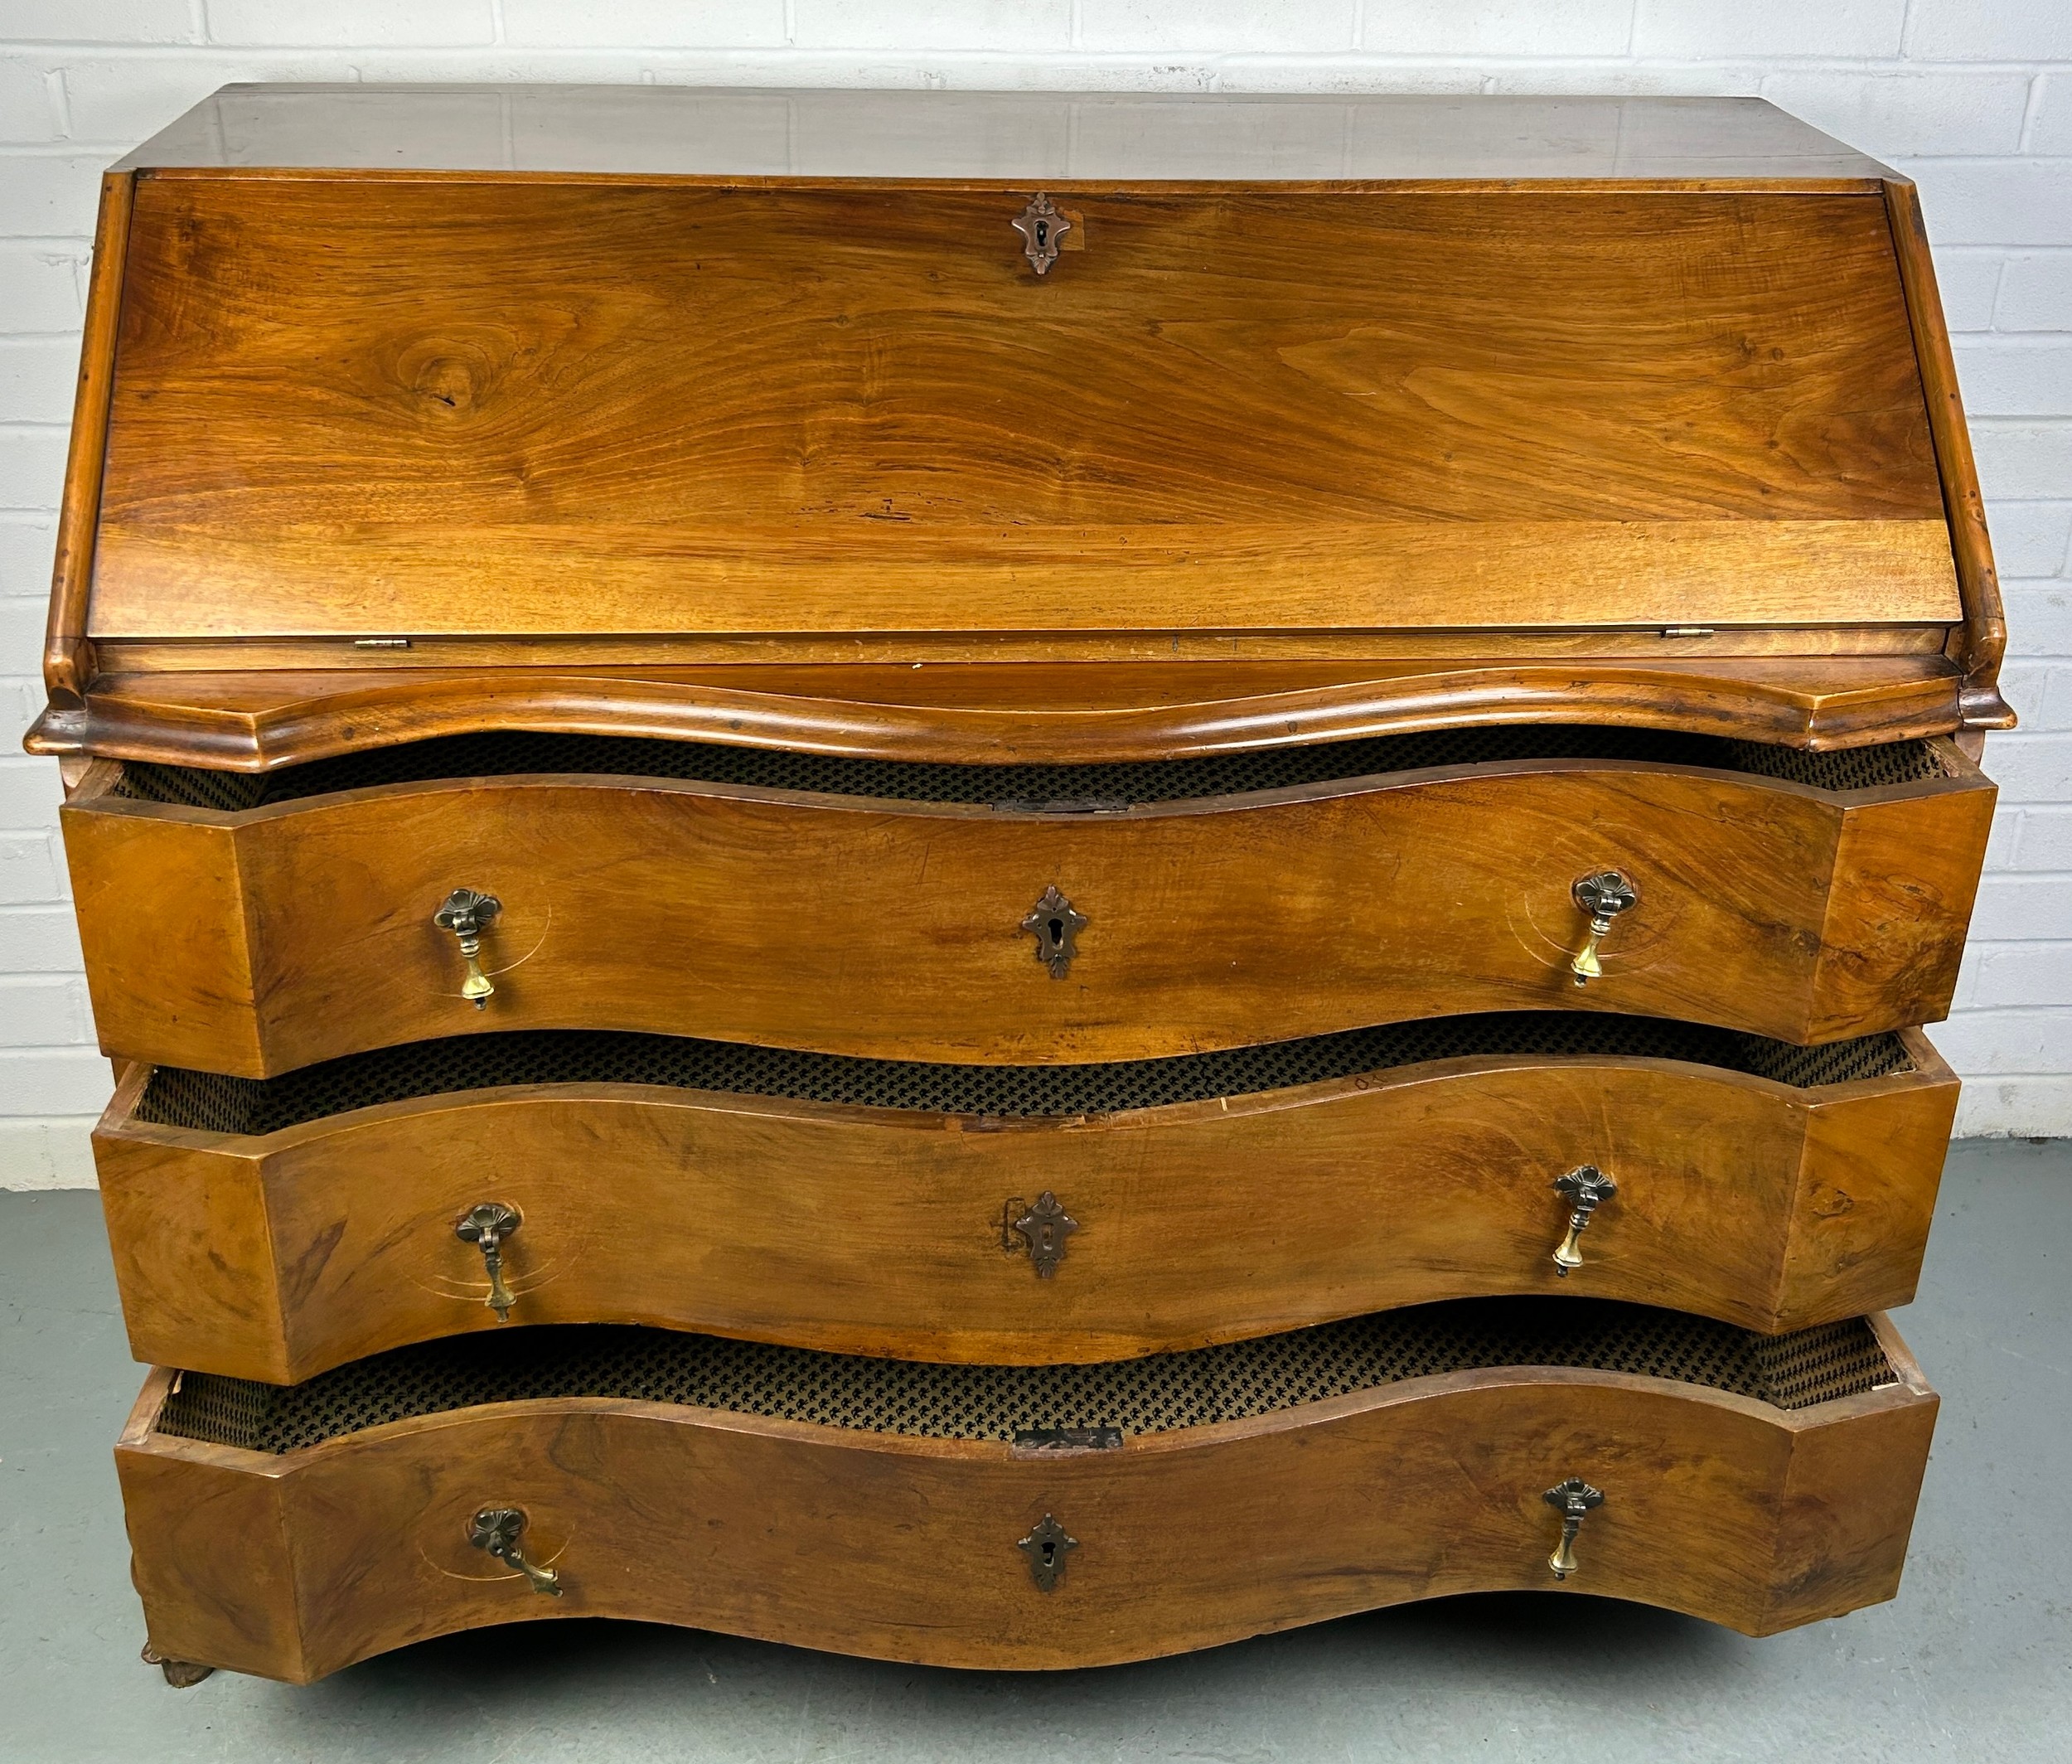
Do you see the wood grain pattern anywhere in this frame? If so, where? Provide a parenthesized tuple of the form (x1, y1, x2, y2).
(114, 1344, 1939, 1681)
(41, 172, 132, 714)
(62, 744, 1995, 1076)
(29, 656, 1968, 771)
(1883, 180, 2012, 733)
(89, 180, 1955, 643)
(94, 1031, 1958, 1382)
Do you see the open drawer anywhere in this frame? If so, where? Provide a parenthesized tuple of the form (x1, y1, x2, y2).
(118, 1299, 1938, 1681)
(97, 1015, 1957, 1381)
(65, 726, 1992, 1075)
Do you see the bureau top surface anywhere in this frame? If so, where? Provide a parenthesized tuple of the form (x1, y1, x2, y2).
(120, 87, 1896, 184)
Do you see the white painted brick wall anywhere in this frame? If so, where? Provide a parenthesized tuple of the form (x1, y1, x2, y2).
(0, 2, 2065, 1185)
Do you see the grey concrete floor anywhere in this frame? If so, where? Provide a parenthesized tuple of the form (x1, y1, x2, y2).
(2, 1139, 2067, 1764)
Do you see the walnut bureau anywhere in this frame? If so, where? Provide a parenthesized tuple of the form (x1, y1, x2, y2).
(31, 86, 2007, 1686)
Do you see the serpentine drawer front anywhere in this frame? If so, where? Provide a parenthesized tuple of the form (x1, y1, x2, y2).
(116, 1301, 1938, 1682)
(96, 1018, 1958, 1382)
(65, 728, 1992, 1077)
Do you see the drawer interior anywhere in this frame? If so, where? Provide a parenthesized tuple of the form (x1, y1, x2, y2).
(133, 1015, 1917, 1137)
(113, 724, 1957, 813)
(154, 1299, 1901, 1455)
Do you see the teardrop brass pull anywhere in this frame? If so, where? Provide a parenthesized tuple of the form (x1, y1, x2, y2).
(1568, 870, 1638, 986)
(455, 1200, 521, 1321)
(467, 1505, 563, 1596)
(1018, 1513, 1078, 1591)
(1550, 1166, 1618, 1276)
(1004, 1190, 1080, 1277)
(1543, 1477, 1605, 1581)
(433, 888, 501, 1008)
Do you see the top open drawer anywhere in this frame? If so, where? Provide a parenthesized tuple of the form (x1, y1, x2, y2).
(64, 725, 1992, 1075)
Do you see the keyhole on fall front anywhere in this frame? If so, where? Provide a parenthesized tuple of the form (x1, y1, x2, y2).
(1046, 916, 1065, 948)
(1040, 1541, 1058, 1568)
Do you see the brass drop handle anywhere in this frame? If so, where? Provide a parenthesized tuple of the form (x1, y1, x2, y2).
(467, 1505, 562, 1596)
(433, 888, 501, 1008)
(1568, 870, 1638, 986)
(455, 1200, 521, 1321)
(1543, 1477, 1605, 1581)
(1550, 1166, 1618, 1276)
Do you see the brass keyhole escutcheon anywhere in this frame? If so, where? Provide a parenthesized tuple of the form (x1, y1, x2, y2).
(455, 1200, 521, 1321)
(1004, 1191, 1080, 1277)
(1543, 1477, 1605, 1581)
(1568, 870, 1638, 986)
(1018, 1513, 1078, 1591)
(467, 1505, 563, 1597)
(433, 887, 501, 1008)
(1022, 886, 1087, 978)
(1550, 1166, 1618, 1277)
(1011, 193, 1070, 275)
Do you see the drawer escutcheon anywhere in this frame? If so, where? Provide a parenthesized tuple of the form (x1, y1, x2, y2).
(1004, 1190, 1080, 1277)
(1020, 886, 1087, 979)
(1017, 1513, 1078, 1591)
(1010, 193, 1069, 275)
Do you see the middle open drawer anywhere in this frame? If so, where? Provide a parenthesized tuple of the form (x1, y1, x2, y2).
(98, 1013, 1957, 1382)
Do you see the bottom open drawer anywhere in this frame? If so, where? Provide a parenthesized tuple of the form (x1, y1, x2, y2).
(118, 1298, 1937, 1682)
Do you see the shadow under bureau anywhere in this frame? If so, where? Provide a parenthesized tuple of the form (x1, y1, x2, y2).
(30, 85, 2007, 1685)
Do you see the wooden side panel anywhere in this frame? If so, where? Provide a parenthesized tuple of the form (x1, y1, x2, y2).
(1774, 1035, 1958, 1327)
(44, 172, 132, 712)
(1762, 1381, 1939, 1633)
(1810, 768, 1996, 1038)
(114, 1371, 1934, 1681)
(60, 799, 260, 1074)
(114, 1437, 303, 1682)
(1884, 180, 2011, 730)
(94, 1055, 1958, 1381)
(91, 181, 1953, 641)
(96, 1118, 288, 1379)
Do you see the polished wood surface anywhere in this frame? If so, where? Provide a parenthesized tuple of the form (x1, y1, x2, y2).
(48, 94, 1992, 1678)
(96, 1031, 1958, 1382)
(117, 90, 1900, 183)
(1885, 180, 2013, 730)
(115, 1338, 1938, 1681)
(41, 172, 130, 713)
(89, 179, 1953, 645)
(63, 743, 1994, 1076)
(29, 657, 1969, 772)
